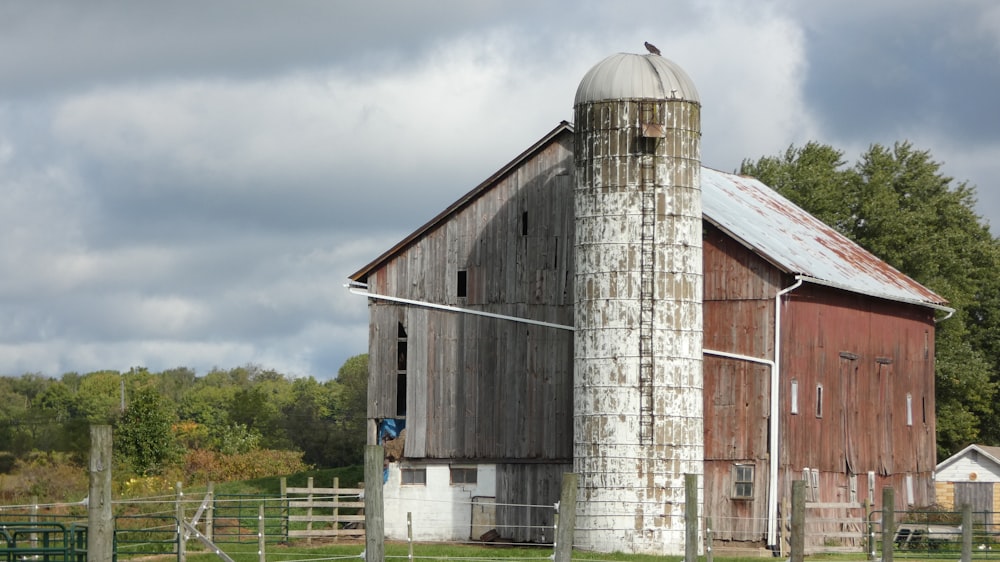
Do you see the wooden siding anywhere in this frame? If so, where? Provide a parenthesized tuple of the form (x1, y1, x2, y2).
(365, 133, 575, 462)
(495, 463, 571, 542)
(780, 284, 937, 477)
(702, 224, 781, 540)
(702, 222, 939, 540)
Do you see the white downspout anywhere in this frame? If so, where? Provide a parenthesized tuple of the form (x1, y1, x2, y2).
(768, 277, 804, 546)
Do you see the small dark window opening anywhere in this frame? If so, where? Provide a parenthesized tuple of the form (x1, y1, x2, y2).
(450, 466, 478, 485)
(397, 341, 407, 371)
(457, 270, 468, 298)
(922, 396, 926, 424)
(816, 384, 824, 418)
(396, 323, 407, 417)
(396, 374, 407, 416)
(521, 211, 528, 235)
(401, 468, 426, 485)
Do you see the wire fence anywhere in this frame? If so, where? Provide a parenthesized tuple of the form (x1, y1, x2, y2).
(0, 491, 998, 562)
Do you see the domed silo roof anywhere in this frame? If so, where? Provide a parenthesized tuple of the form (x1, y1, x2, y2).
(574, 52, 700, 105)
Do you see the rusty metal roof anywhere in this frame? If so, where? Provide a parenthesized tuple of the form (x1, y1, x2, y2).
(702, 167, 948, 307)
(350, 122, 947, 309)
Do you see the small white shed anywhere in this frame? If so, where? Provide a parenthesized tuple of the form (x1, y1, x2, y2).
(934, 444, 1000, 527)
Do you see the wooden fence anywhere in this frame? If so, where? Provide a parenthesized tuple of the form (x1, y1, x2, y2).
(284, 477, 365, 540)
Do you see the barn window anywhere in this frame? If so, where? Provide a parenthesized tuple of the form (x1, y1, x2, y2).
(521, 211, 528, 235)
(790, 379, 799, 415)
(905, 474, 914, 505)
(457, 270, 468, 298)
(815, 384, 824, 418)
(733, 464, 754, 498)
(868, 471, 876, 504)
(809, 468, 820, 501)
(450, 466, 478, 485)
(906, 393, 913, 426)
(396, 374, 407, 416)
(401, 467, 426, 486)
(922, 396, 926, 424)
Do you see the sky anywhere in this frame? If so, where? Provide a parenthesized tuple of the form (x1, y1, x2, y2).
(1, 0, 999, 380)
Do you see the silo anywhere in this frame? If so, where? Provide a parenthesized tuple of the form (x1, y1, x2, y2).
(573, 52, 703, 554)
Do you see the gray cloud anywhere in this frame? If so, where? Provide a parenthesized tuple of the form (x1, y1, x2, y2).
(0, 0, 996, 378)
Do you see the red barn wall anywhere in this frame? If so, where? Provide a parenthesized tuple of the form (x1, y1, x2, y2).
(703, 223, 939, 542)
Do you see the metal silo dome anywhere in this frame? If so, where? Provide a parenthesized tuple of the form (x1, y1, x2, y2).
(574, 52, 700, 104)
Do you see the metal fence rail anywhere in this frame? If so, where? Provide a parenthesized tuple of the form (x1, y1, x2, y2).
(211, 494, 288, 544)
(0, 521, 87, 562)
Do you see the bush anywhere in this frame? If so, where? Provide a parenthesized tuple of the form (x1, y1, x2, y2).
(0, 452, 87, 504)
(183, 448, 310, 484)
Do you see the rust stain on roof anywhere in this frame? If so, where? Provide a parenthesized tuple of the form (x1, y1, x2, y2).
(702, 167, 947, 306)
(350, 122, 947, 309)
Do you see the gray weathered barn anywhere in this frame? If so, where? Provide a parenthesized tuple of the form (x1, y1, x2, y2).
(348, 52, 949, 555)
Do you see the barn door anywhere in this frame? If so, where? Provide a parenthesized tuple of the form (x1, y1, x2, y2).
(954, 482, 993, 528)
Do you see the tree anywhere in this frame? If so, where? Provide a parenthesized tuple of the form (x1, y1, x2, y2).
(115, 387, 180, 476)
(741, 142, 1000, 457)
(331, 354, 368, 466)
(281, 377, 337, 465)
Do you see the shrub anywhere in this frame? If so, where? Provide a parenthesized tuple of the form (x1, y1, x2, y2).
(184, 449, 310, 484)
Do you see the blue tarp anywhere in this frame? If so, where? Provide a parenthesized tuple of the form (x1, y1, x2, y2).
(377, 418, 406, 483)
(378, 418, 405, 443)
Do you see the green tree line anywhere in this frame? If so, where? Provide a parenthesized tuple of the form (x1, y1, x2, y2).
(0, 354, 368, 479)
(741, 141, 1000, 457)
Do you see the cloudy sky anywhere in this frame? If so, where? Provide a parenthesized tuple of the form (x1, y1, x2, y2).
(1, 0, 998, 380)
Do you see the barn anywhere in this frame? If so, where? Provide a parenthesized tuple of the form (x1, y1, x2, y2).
(348, 51, 949, 555)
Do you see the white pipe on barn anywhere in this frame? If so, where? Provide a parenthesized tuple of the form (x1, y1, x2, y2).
(768, 277, 803, 547)
(346, 286, 576, 331)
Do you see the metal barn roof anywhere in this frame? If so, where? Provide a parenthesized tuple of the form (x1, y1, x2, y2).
(702, 167, 947, 307)
(351, 123, 948, 310)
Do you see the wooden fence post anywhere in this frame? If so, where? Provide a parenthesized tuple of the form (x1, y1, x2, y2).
(407, 512, 414, 562)
(881, 487, 895, 562)
(87, 425, 114, 562)
(30, 496, 38, 553)
(961, 503, 972, 562)
(364, 445, 384, 562)
(206, 482, 215, 542)
(176, 482, 186, 562)
(705, 515, 714, 562)
(685, 473, 699, 562)
(790, 480, 805, 562)
(554, 472, 577, 562)
(306, 476, 314, 545)
(333, 477, 341, 542)
(280, 477, 288, 541)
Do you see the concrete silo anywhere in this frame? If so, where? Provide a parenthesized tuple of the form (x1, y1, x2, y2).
(573, 52, 704, 554)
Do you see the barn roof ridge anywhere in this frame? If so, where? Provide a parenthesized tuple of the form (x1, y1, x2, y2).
(349, 122, 949, 310)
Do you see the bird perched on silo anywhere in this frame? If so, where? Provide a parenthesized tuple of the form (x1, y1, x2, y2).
(644, 41, 661, 55)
